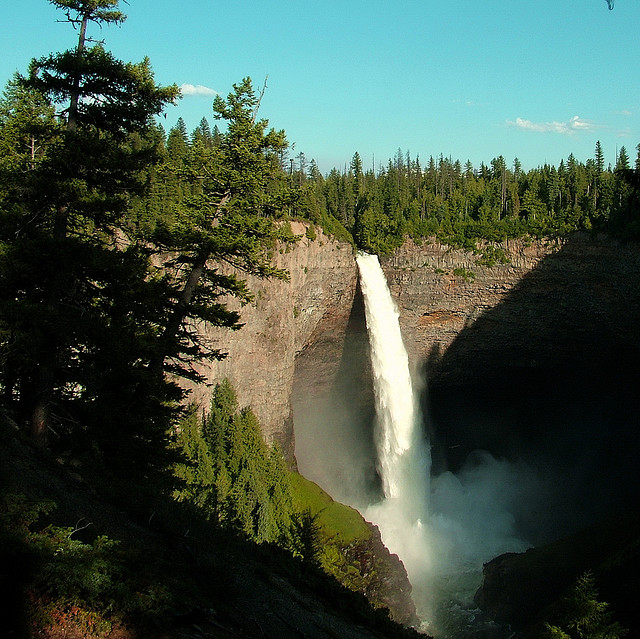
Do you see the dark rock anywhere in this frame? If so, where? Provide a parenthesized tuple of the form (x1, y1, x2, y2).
(474, 513, 640, 636)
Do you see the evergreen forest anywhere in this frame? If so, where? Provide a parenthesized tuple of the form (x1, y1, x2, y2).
(143, 120, 640, 258)
(0, 1, 637, 637)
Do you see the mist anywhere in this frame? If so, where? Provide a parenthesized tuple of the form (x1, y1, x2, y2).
(295, 385, 546, 636)
(293, 259, 544, 636)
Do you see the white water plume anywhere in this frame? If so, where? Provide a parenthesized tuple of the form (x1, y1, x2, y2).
(356, 253, 530, 637)
(356, 252, 431, 507)
(356, 252, 433, 600)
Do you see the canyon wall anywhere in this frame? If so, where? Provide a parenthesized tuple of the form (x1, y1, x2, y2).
(192, 230, 640, 474)
(381, 234, 640, 489)
(381, 237, 563, 382)
(182, 221, 357, 461)
(191, 231, 640, 628)
(382, 233, 640, 389)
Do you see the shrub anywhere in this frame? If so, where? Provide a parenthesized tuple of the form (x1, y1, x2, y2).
(543, 572, 628, 639)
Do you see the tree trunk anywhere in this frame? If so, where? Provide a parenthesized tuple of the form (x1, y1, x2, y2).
(30, 205, 68, 446)
(30, 371, 52, 448)
(27, 11, 87, 447)
(150, 193, 231, 378)
(67, 14, 88, 132)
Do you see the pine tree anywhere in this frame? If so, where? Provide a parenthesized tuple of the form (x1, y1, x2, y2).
(595, 141, 605, 174)
(544, 572, 627, 639)
(615, 146, 630, 171)
(166, 117, 190, 161)
(0, 1, 178, 464)
(149, 78, 296, 380)
(174, 380, 298, 544)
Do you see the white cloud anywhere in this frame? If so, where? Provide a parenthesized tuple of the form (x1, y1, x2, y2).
(506, 115, 598, 135)
(180, 83, 219, 97)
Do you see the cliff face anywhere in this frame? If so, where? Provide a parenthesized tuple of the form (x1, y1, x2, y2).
(382, 234, 640, 389)
(382, 235, 640, 490)
(381, 235, 640, 636)
(191, 232, 640, 633)
(182, 221, 357, 461)
(194, 232, 640, 517)
(380, 237, 562, 383)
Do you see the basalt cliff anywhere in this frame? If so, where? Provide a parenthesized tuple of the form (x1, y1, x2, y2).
(181, 221, 358, 461)
(190, 228, 640, 479)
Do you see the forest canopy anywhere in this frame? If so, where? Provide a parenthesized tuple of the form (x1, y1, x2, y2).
(154, 118, 640, 257)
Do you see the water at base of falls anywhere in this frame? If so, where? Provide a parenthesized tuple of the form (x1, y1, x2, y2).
(356, 252, 434, 622)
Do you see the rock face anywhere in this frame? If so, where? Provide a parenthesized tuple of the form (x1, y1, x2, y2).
(191, 231, 640, 456)
(182, 221, 357, 461)
(192, 231, 640, 531)
(381, 234, 640, 386)
(381, 237, 563, 383)
(381, 235, 640, 490)
(473, 513, 640, 636)
(380, 235, 640, 636)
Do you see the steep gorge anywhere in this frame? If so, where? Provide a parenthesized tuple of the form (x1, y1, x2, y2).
(181, 221, 358, 461)
(196, 229, 640, 475)
(191, 227, 640, 633)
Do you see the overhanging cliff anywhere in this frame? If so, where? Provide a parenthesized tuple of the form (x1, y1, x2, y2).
(192, 232, 640, 528)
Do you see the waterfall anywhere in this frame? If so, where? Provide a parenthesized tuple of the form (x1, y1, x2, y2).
(356, 252, 431, 511)
(356, 252, 528, 637)
(356, 252, 434, 627)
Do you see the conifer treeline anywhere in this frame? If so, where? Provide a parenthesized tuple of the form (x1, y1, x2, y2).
(151, 118, 640, 255)
(295, 143, 640, 253)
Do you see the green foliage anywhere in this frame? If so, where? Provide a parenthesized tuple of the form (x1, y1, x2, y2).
(453, 267, 476, 282)
(296, 144, 640, 254)
(0, 4, 297, 494)
(289, 473, 371, 544)
(476, 244, 511, 267)
(287, 473, 398, 611)
(544, 572, 628, 639)
(145, 77, 297, 383)
(288, 510, 322, 564)
(33, 526, 123, 612)
(172, 384, 397, 609)
(0, 492, 175, 631)
(173, 380, 298, 546)
(0, 0, 182, 483)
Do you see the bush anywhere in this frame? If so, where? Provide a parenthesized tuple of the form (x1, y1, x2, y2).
(453, 267, 476, 282)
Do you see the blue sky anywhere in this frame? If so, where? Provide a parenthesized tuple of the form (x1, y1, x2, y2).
(2, 0, 638, 173)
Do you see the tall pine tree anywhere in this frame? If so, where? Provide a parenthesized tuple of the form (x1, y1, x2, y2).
(0, 1, 178, 464)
